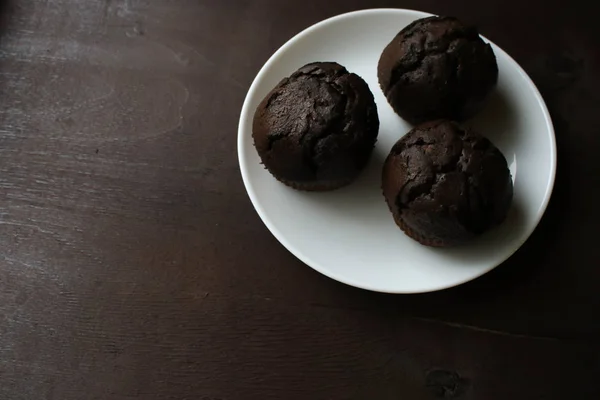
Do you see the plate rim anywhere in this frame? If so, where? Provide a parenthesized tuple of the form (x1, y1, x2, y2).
(237, 8, 557, 293)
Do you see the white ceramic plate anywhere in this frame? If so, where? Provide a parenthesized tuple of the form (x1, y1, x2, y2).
(238, 9, 556, 293)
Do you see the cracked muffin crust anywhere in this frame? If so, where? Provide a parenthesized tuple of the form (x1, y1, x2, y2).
(378, 16, 498, 124)
(253, 62, 379, 191)
(382, 120, 513, 247)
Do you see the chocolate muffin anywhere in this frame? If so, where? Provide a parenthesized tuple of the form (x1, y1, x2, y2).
(378, 16, 498, 124)
(253, 62, 379, 191)
(382, 120, 513, 247)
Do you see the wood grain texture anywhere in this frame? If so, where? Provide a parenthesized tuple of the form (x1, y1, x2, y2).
(0, 0, 599, 399)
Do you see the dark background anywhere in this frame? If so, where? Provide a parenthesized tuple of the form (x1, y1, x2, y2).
(0, 1, 598, 399)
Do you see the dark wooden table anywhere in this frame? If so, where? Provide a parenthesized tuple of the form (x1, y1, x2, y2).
(0, 1, 598, 399)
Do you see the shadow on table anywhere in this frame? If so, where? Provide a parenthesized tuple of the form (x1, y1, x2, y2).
(0, 0, 10, 21)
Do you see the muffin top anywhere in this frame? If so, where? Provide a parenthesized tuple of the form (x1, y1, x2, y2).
(253, 62, 379, 187)
(378, 16, 498, 124)
(382, 120, 513, 245)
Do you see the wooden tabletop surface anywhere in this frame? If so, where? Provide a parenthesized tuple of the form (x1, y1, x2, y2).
(1, 1, 599, 399)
